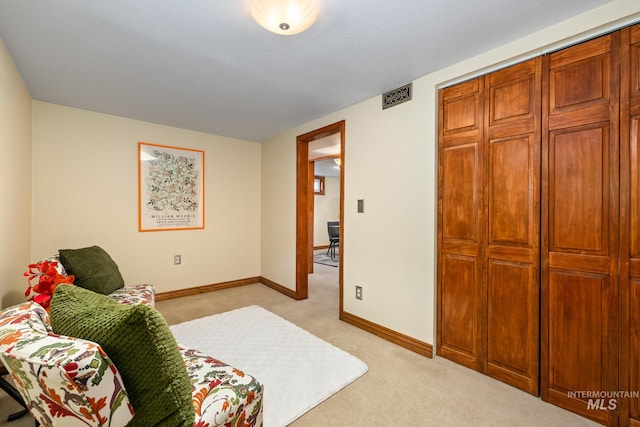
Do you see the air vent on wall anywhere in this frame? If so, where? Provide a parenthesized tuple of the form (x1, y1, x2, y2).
(382, 82, 412, 110)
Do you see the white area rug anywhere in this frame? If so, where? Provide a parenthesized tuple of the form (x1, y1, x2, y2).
(170, 305, 368, 427)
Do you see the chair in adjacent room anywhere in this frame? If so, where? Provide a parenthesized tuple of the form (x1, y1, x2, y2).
(327, 221, 340, 259)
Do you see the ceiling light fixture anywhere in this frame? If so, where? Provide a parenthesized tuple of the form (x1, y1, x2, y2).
(249, 0, 319, 36)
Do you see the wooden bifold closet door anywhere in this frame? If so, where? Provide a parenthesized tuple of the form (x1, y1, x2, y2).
(541, 31, 620, 426)
(621, 24, 640, 427)
(437, 58, 541, 395)
(438, 22, 640, 427)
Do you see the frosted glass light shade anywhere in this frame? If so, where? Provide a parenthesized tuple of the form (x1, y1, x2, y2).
(249, 0, 319, 36)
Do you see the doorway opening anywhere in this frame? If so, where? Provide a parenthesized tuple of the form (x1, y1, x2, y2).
(295, 120, 345, 313)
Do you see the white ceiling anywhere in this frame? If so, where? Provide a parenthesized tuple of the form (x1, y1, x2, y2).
(315, 159, 340, 177)
(309, 133, 340, 160)
(0, 0, 615, 142)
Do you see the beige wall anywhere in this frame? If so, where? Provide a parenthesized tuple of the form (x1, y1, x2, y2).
(314, 176, 340, 247)
(260, 133, 297, 285)
(260, 0, 640, 347)
(2, 0, 639, 346)
(0, 37, 32, 308)
(31, 102, 261, 293)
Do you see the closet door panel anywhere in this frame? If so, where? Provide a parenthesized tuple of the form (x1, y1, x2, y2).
(488, 136, 531, 245)
(549, 125, 609, 254)
(486, 260, 537, 389)
(438, 77, 484, 371)
(484, 58, 541, 394)
(548, 36, 612, 130)
(630, 279, 640, 427)
(542, 32, 619, 426)
(630, 79, 640, 427)
(439, 143, 482, 368)
(442, 145, 479, 242)
(440, 253, 479, 367)
(442, 79, 482, 138)
(631, 117, 640, 260)
(546, 269, 613, 423)
(623, 24, 640, 427)
(630, 25, 640, 98)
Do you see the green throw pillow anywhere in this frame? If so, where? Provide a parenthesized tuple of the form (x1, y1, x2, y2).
(58, 245, 124, 295)
(50, 285, 194, 427)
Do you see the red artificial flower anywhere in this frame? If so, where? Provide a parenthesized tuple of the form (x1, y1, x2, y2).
(31, 293, 52, 310)
(23, 259, 75, 311)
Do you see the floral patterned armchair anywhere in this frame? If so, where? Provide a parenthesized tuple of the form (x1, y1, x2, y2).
(0, 302, 133, 426)
(0, 289, 263, 427)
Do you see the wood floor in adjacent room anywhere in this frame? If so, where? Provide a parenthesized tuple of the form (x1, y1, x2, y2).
(1, 263, 598, 426)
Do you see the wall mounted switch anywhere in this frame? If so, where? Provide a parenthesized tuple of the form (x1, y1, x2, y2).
(174, 255, 181, 265)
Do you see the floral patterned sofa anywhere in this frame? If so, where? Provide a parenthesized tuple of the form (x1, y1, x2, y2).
(107, 283, 156, 306)
(0, 285, 263, 427)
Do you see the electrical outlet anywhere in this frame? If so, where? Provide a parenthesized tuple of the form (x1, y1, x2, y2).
(355, 285, 363, 300)
(174, 255, 181, 265)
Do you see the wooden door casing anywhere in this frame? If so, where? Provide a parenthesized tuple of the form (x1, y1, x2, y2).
(541, 33, 620, 426)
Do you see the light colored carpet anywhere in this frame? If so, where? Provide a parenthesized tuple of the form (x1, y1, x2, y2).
(313, 250, 338, 267)
(1, 263, 600, 426)
(171, 305, 367, 426)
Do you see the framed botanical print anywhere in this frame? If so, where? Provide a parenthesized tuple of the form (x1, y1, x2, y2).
(138, 142, 205, 231)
